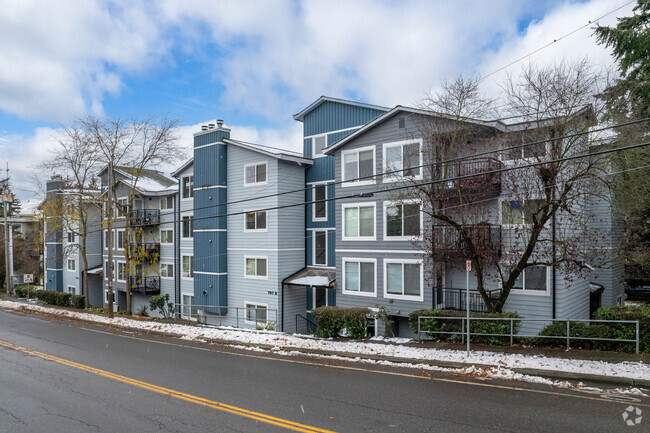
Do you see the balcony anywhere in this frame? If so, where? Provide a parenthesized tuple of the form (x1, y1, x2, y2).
(129, 276, 161, 295)
(442, 157, 503, 197)
(129, 242, 160, 264)
(129, 209, 160, 226)
(435, 288, 501, 313)
(432, 224, 501, 257)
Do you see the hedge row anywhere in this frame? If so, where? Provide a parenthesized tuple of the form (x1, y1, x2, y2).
(29, 289, 86, 309)
(14, 286, 38, 298)
(312, 306, 369, 339)
(408, 309, 521, 345)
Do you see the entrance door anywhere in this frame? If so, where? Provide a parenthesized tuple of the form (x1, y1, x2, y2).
(306, 286, 329, 333)
(589, 290, 603, 319)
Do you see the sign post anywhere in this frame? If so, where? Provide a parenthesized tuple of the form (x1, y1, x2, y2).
(466, 260, 471, 356)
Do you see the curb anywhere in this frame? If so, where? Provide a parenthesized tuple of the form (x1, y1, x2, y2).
(4, 303, 646, 387)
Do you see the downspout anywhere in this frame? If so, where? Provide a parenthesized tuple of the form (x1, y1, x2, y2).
(281, 283, 285, 333)
(552, 206, 557, 320)
(174, 190, 181, 318)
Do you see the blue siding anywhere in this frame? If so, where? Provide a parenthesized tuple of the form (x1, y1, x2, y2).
(194, 273, 227, 313)
(305, 182, 335, 229)
(194, 130, 229, 147)
(328, 129, 357, 146)
(303, 101, 385, 136)
(306, 157, 335, 183)
(194, 189, 226, 230)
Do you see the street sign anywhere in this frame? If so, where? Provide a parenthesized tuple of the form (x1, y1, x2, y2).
(466, 260, 472, 271)
(23, 274, 33, 283)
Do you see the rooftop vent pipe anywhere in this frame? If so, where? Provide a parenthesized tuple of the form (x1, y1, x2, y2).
(201, 125, 208, 131)
(216, 119, 224, 129)
(208, 123, 215, 129)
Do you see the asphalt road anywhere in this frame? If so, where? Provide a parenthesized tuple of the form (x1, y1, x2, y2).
(0, 307, 647, 433)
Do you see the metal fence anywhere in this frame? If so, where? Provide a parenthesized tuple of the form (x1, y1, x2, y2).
(173, 304, 278, 330)
(417, 316, 641, 354)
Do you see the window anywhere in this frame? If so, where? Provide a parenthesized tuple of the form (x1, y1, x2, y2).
(313, 135, 327, 157)
(182, 216, 193, 238)
(245, 211, 267, 231)
(117, 262, 126, 281)
(116, 198, 128, 217)
(513, 266, 549, 293)
(160, 230, 173, 244)
(342, 146, 375, 186)
(104, 261, 114, 280)
(342, 258, 376, 296)
(67, 259, 76, 271)
(384, 259, 423, 300)
(182, 255, 194, 279)
(160, 196, 173, 209)
(182, 176, 194, 199)
(245, 256, 267, 279)
(383, 139, 422, 181)
(67, 232, 75, 243)
(245, 302, 268, 323)
(67, 286, 76, 295)
(313, 184, 327, 221)
(312, 287, 328, 310)
(244, 162, 267, 185)
(384, 201, 421, 239)
(503, 130, 549, 160)
(313, 231, 327, 266)
(104, 230, 112, 249)
(501, 199, 544, 225)
(342, 203, 375, 240)
(160, 263, 173, 278)
(182, 294, 194, 319)
(116, 229, 125, 249)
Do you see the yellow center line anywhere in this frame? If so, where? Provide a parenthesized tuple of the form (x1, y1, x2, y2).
(0, 339, 337, 433)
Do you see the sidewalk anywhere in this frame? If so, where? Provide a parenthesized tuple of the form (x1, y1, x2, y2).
(1, 295, 648, 388)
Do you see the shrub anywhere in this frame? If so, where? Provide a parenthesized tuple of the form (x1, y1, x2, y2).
(136, 305, 149, 317)
(408, 309, 520, 345)
(597, 305, 650, 352)
(14, 287, 24, 298)
(34, 290, 72, 307)
(149, 293, 174, 318)
(312, 306, 370, 339)
(71, 295, 85, 309)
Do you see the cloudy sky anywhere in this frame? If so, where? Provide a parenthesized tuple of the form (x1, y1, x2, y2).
(0, 0, 635, 210)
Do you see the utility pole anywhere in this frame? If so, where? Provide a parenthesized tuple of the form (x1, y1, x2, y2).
(107, 161, 114, 318)
(4, 163, 11, 294)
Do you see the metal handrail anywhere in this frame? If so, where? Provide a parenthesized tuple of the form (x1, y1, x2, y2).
(295, 314, 318, 334)
(417, 316, 640, 354)
(176, 304, 278, 329)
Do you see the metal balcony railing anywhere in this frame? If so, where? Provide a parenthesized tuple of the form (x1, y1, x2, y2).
(440, 157, 503, 195)
(435, 287, 501, 313)
(129, 275, 161, 295)
(129, 209, 160, 226)
(432, 224, 501, 255)
(129, 242, 160, 263)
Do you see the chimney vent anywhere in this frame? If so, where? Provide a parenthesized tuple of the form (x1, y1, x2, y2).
(216, 119, 224, 129)
(201, 125, 208, 131)
(208, 123, 215, 129)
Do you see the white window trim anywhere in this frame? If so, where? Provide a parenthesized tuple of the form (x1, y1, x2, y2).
(312, 134, 328, 158)
(67, 285, 76, 295)
(181, 215, 193, 239)
(160, 196, 174, 210)
(104, 261, 114, 281)
(341, 202, 376, 241)
(382, 138, 423, 183)
(341, 257, 377, 297)
(181, 175, 194, 200)
(244, 300, 269, 325)
(383, 258, 424, 302)
(116, 261, 127, 282)
(67, 259, 76, 272)
(312, 183, 328, 222)
(160, 229, 174, 244)
(341, 145, 376, 187)
(181, 254, 194, 280)
(499, 197, 545, 228)
(116, 196, 128, 219)
(104, 230, 112, 250)
(116, 229, 125, 250)
(243, 210, 268, 233)
(312, 230, 328, 267)
(243, 161, 268, 187)
(311, 286, 330, 311)
(244, 255, 268, 280)
(181, 292, 195, 321)
(382, 200, 423, 241)
(160, 262, 174, 279)
(509, 265, 551, 296)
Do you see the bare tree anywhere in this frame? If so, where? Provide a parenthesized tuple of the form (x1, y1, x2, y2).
(393, 61, 612, 312)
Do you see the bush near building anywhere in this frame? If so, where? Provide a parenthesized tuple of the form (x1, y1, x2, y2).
(312, 306, 370, 339)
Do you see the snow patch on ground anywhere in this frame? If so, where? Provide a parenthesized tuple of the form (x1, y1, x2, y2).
(2, 299, 649, 385)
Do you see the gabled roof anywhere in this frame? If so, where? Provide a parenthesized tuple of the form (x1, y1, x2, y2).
(293, 96, 389, 122)
(98, 165, 177, 195)
(171, 157, 194, 178)
(323, 105, 507, 155)
(223, 138, 313, 165)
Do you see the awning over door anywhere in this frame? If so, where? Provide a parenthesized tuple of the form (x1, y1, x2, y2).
(282, 267, 336, 288)
(87, 265, 103, 275)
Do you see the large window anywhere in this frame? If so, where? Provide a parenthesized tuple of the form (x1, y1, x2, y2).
(245, 256, 267, 279)
(342, 258, 376, 296)
(383, 139, 422, 181)
(182, 255, 194, 279)
(160, 229, 173, 244)
(342, 203, 375, 240)
(245, 211, 267, 231)
(160, 196, 173, 209)
(342, 146, 375, 186)
(245, 302, 268, 323)
(116, 198, 128, 217)
(182, 176, 194, 199)
(244, 162, 267, 186)
(313, 184, 327, 221)
(117, 262, 126, 281)
(384, 259, 422, 300)
(501, 199, 544, 225)
(313, 135, 327, 157)
(313, 231, 327, 266)
(67, 259, 76, 271)
(182, 216, 193, 238)
(384, 201, 421, 239)
(116, 229, 125, 249)
(160, 263, 174, 278)
(513, 266, 549, 293)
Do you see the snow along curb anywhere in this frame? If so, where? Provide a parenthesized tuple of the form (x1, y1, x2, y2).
(1, 299, 648, 387)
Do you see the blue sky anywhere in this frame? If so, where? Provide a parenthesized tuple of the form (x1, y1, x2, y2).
(0, 0, 633, 208)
